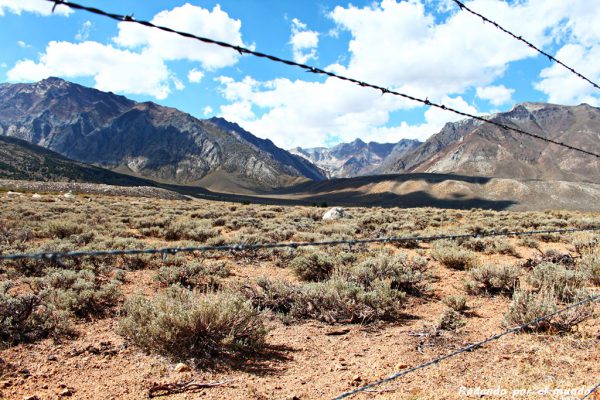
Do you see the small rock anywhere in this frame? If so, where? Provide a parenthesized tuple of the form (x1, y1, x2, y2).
(31, 193, 42, 199)
(60, 388, 73, 397)
(174, 363, 190, 373)
(322, 207, 351, 220)
(63, 191, 75, 199)
(23, 395, 40, 400)
(47, 355, 58, 362)
(352, 375, 362, 382)
(395, 363, 408, 370)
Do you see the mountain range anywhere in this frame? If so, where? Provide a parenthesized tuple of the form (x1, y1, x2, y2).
(1, 77, 600, 207)
(380, 102, 600, 183)
(0, 77, 325, 191)
(289, 138, 421, 178)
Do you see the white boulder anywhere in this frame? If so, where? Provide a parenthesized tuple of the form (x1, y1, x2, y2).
(6, 191, 22, 197)
(322, 207, 351, 221)
(32, 193, 42, 199)
(63, 191, 75, 199)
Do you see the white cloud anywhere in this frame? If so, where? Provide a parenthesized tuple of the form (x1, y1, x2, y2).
(289, 18, 319, 63)
(476, 85, 515, 106)
(187, 68, 204, 83)
(7, 41, 171, 99)
(17, 40, 30, 48)
(0, 0, 71, 16)
(114, 4, 247, 71)
(0, 62, 7, 68)
(203, 106, 213, 116)
(75, 21, 92, 41)
(7, 3, 248, 100)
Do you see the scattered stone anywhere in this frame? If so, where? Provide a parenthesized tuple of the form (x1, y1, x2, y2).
(174, 363, 190, 373)
(47, 355, 58, 362)
(6, 191, 21, 197)
(59, 388, 73, 397)
(23, 395, 40, 400)
(352, 375, 362, 382)
(325, 328, 351, 336)
(395, 363, 408, 370)
(63, 191, 75, 199)
(31, 193, 42, 199)
(322, 207, 351, 220)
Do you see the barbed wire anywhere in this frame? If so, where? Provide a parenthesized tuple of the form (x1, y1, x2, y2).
(333, 293, 600, 399)
(1, 226, 599, 261)
(581, 381, 600, 400)
(452, 0, 600, 91)
(44, 0, 600, 160)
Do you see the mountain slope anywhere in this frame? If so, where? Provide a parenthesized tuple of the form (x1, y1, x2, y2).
(0, 135, 158, 186)
(0, 78, 326, 189)
(381, 103, 600, 183)
(290, 138, 421, 178)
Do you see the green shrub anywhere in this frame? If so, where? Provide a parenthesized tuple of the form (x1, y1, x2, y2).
(290, 252, 336, 281)
(466, 264, 520, 296)
(119, 288, 266, 361)
(461, 238, 519, 256)
(44, 221, 84, 239)
(528, 262, 587, 302)
(580, 250, 600, 285)
(431, 241, 480, 270)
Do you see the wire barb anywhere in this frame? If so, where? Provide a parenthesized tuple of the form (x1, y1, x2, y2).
(452, 0, 600, 91)
(580, 380, 600, 400)
(41, 0, 600, 160)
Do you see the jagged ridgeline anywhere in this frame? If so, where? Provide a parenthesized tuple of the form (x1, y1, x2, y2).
(0, 78, 326, 190)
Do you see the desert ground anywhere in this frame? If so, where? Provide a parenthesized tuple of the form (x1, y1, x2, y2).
(0, 189, 598, 400)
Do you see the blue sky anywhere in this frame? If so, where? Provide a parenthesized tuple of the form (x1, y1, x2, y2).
(1, 0, 599, 149)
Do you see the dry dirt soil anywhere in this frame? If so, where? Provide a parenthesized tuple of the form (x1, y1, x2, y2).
(0, 190, 598, 400)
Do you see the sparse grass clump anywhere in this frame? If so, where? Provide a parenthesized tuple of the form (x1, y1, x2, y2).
(437, 309, 466, 331)
(466, 264, 520, 296)
(442, 295, 469, 313)
(119, 288, 267, 362)
(431, 240, 480, 270)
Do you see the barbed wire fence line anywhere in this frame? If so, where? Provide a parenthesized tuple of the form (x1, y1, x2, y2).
(333, 293, 600, 399)
(581, 380, 600, 400)
(43, 0, 600, 160)
(2, 1, 595, 398)
(2, 226, 599, 261)
(451, 0, 600, 92)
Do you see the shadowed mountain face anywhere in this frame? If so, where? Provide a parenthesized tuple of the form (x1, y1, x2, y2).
(0, 78, 326, 189)
(0, 135, 158, 186)
(290, 138, 421, 178)
(379, 103, 600, 183)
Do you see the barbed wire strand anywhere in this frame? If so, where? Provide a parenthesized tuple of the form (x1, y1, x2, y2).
(1, 226, 599, 261)
(581, 381, 600, 400)
(44, 0, 600, 160)
(333, 293, 600, 399)
(452, 0, 600, 91)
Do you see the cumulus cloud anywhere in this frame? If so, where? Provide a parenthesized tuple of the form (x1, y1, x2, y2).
(215, 0, 600, 148)
(114, 4, 247, 71)
(289, 18, 319, 63)
(476, 85, 515, 106)
(203, 106, 213, 116)
(187, 68, 204, 84)
(7, 41, 171, 99)
(17, 40, 30, 48)
(7, 3, 247, 99)
(0, 0, 71, 16)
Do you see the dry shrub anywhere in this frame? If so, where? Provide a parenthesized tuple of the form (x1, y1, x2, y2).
(528, 262, 588, 302)
(580, 249, 600, 285)
(290, 251, 336, 282)
(504, 289, 594, 333)
(442, 295, 469, 313)
(437, 309, 466, 331)
(119, 288, 266, 362)
(466, 264, 520, 296)
(155, 261, 229, 290)
(431, 240, 480, 270)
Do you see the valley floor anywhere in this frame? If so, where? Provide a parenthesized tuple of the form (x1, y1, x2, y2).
(0, 191, 598, 399)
